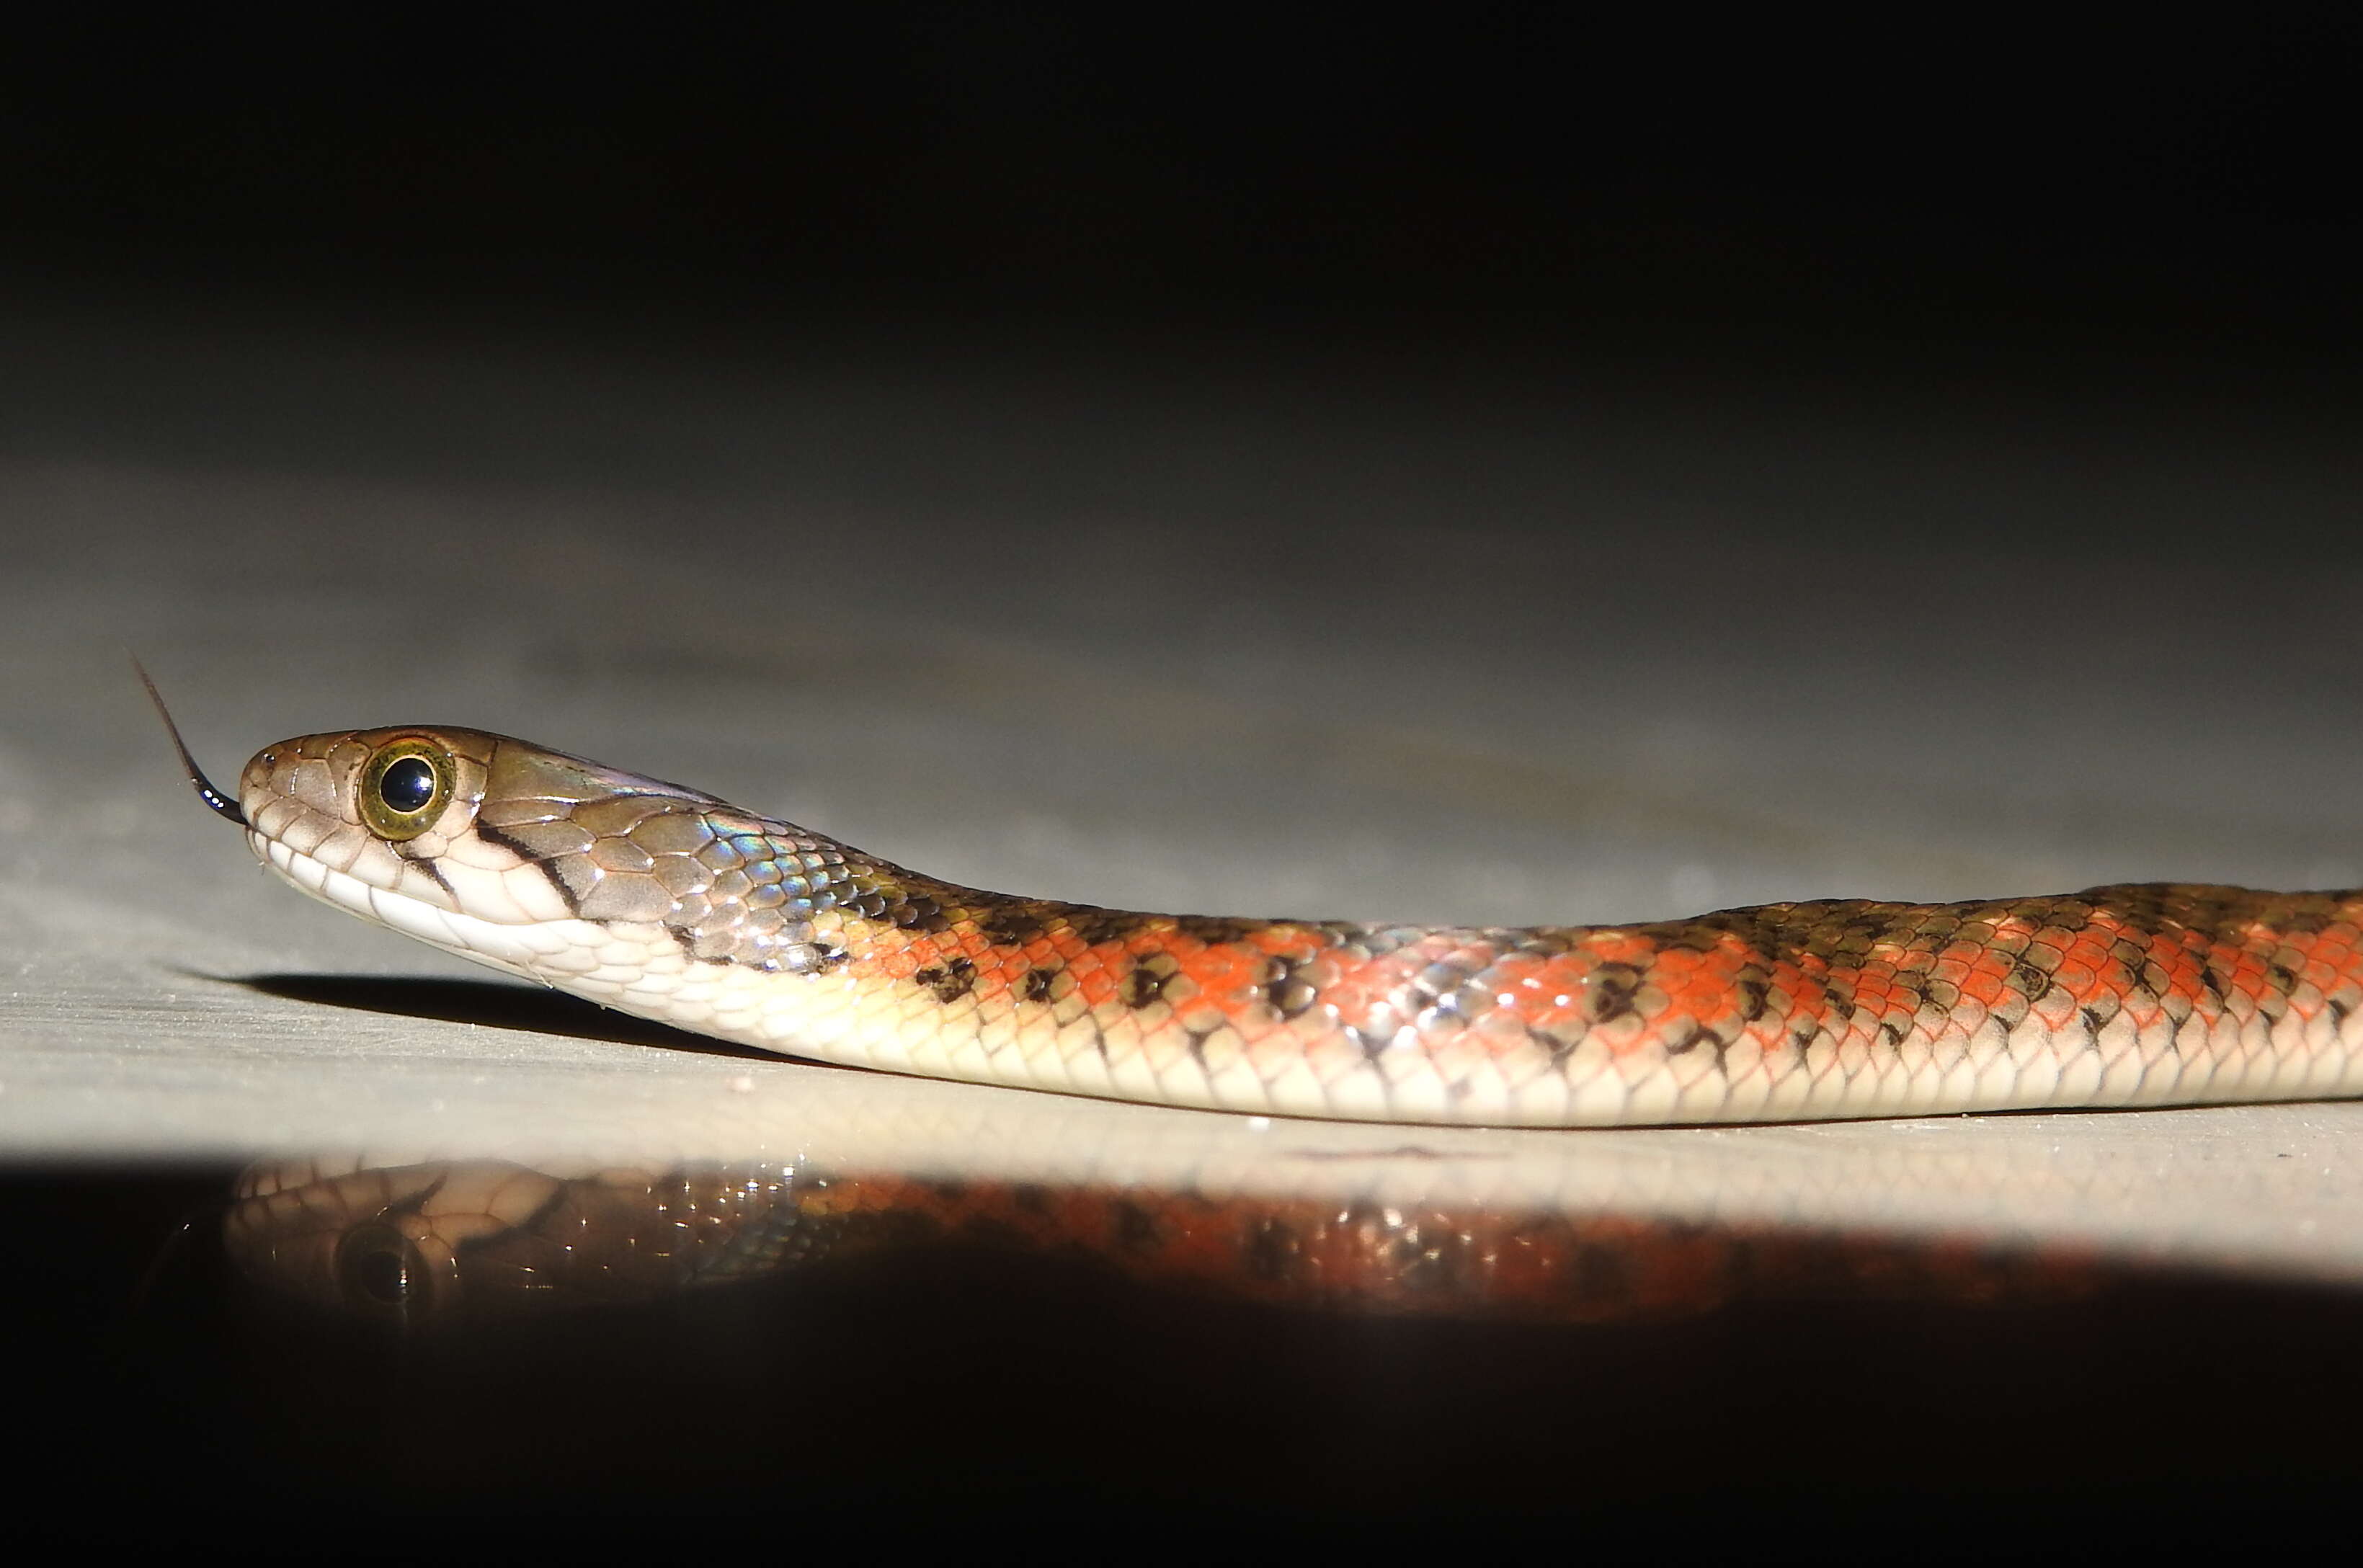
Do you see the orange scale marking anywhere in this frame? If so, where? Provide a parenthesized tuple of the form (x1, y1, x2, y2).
(968, 952, 1028, 1002)
(2150, 944, 2210, 997)
(1312, 970, 1379, 1025)
(1122, 924, 1182, 958)
(1660, 979, 1735, 1029)
(1583, 931, 1657, 968)
(2217, 946, 2266, 986)
(1765, 961, 1820, 1016)
(2050, 960, 2099, 999)
(1837, 965, 1888, 1011)
(1955, 948, 2019, 1009)
(1657, 952, 1747, 1025)
(892, 931, 950, 968)
(944, 925, 1006, 964)
(1248, 924, 1322, 960)
(1483, 950, 1557, 999)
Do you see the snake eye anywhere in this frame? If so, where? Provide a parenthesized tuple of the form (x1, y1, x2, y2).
(358, 739, 456, 840)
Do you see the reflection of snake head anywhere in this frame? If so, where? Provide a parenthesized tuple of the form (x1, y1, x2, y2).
(224, 1159, 816, 1329)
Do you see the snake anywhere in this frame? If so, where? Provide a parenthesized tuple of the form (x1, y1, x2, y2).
(143, 668, 2363, 1127)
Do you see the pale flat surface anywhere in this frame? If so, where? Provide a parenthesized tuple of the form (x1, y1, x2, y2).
(4, 291, 2362, 1278)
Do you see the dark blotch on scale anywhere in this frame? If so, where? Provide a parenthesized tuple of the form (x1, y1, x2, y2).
(912, 958, 976, 1004)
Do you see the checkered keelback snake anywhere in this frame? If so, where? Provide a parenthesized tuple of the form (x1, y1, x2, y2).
(146, 675, 2363, 1126)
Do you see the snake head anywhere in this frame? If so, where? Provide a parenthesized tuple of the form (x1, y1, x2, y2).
(233, 723, 742, 982)
(239, 726, 499, 901)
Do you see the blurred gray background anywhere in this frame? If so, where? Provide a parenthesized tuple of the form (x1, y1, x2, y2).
(1, 13, 2361, 1237)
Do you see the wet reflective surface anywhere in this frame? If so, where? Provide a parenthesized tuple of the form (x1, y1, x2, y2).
(13, 1146, 2362, 1557)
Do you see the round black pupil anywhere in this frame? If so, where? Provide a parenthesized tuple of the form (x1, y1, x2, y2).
(351, 1247, 411, 1304)
(380, 757, 437, 814)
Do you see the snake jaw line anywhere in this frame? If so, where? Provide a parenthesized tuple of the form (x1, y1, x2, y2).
(131, 656, 249, 828)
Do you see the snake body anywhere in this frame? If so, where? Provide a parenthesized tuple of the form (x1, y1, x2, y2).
(205, 720, 2363, 1127)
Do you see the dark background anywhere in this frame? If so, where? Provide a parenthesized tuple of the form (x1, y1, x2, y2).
(6, 9, 2360, 395)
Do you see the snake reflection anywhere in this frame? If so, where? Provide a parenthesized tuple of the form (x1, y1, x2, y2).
(225, 1154, 2106, 1331)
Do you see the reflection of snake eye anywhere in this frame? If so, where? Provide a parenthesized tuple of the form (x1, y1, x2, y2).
(357, 740, 455, 840)
(334, 1221, 434, 1320)
(348, 1244, 411, 1302)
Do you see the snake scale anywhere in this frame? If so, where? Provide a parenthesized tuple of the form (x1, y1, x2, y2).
(147, 675, 2363, 1126)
